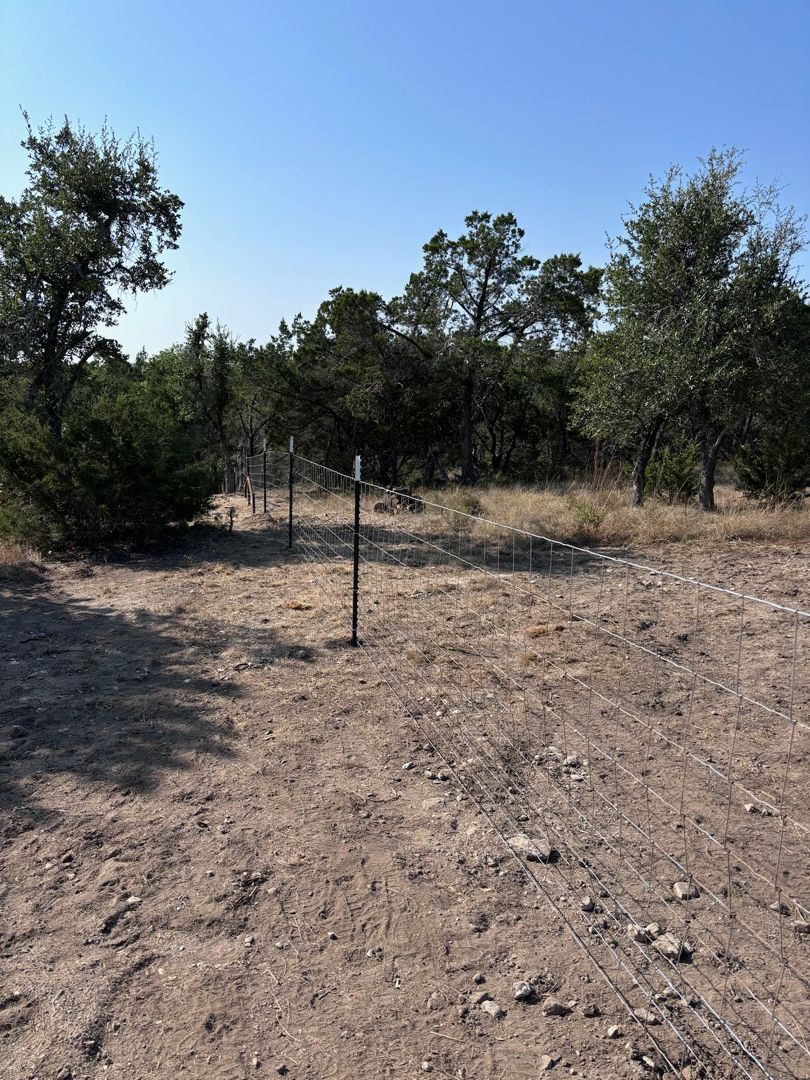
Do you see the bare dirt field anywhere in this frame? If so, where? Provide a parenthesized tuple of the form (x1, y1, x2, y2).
(1, 496, 808, 1080)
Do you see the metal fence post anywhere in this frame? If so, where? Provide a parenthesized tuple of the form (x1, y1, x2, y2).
(262, 438, 268, 514)
(287, 436, 295, 548)
(351, 454, 361, 647)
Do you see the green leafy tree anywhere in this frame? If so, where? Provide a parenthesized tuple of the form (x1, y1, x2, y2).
(576, 326, 673, 505)
(578, 149, 805, 509)
(390, 212, 600, 484)
(734, 296, 810, 502)
(0, 114, 182, 437)
(0, 359, 211, 546)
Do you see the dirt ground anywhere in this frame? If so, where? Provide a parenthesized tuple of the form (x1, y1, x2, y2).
(1, 496, 807, 1080)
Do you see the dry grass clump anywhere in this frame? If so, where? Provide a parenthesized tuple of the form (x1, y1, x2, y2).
(0, 540, 45, 583)
(404, 644, 431, 665)
(526, 624, 566, 637)
(415, 482, 808, 548)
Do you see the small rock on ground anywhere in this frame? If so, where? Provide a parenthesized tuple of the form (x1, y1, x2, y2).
(542, 996, 572, 1017)
(507, 832, 557, 863)
(480, 999, 506, 1019)
(672, 880, 700, 901)
(633, 1008, 660, 1025)
(654, 932, 692, 962)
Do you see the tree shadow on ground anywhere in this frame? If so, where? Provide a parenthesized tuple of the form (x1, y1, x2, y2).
(107, 506, 608, 584)
(0, 560, 302, 827)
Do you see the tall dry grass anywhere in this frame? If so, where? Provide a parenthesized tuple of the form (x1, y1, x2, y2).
(0, 540, 45, 583)
(414, 481, 808, 548)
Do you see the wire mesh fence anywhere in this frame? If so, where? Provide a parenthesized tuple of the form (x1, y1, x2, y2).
(245, 447, 810, 1080)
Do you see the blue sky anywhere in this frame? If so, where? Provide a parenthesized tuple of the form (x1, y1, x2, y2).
(1, 0, 808, 358)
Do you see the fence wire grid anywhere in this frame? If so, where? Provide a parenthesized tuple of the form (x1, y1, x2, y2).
(244, 448, 809, 1080)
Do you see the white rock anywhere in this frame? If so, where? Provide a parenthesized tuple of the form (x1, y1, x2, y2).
(654, 932, 692, 962)
(633, 1008, 660, 1025)
(507, 833, 557, 863)
(673, 880, 700, 901)
(626, 923, 653, 944)
(480, 999, 506, 1019)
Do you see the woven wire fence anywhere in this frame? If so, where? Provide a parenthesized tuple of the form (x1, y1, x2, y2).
(246, 449, 810, 1079)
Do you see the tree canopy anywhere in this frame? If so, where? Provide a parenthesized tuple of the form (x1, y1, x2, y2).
(576, 149, 806, 508)
(0, 115, 182, 437)
(1, 118, 807, 549)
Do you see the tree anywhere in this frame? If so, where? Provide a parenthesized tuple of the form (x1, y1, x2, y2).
(286, 289, 438, 479)
(0, 114, 182, 437)
(578, 150, 806, 509)
(576, 326, 675, 506)
(390, 212, 600, 484)
(0, 357, 211, 546)
(734, 296, 810, 502)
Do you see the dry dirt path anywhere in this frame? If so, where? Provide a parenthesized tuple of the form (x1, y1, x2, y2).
(1, 499, 806, 1080)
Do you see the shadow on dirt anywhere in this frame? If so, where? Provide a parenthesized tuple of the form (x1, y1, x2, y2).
(92, 483, 614, 580)
(0, 562, 302, 826)
(105, 505, 608, 584)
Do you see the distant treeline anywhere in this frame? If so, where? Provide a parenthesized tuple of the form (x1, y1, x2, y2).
(1, 118, 807, 547)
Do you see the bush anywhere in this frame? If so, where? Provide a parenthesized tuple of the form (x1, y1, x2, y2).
(571, 498, 605, 544)
(0, 361, 212, 548)
(735, 430, 808, 504)
(645, 436, 699, 503)
(440, 488, 484, 517)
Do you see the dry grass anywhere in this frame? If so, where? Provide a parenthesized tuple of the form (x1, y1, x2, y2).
(414, 481, 808, 548)
(0, 540, 44, 582)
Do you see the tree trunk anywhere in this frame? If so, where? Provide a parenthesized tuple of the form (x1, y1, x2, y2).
(460, 377, 477, 485)
(421, 447, 448, 487)
(631, 416, 663, 507)
(220, 436, 235, 493)
(698, 429, 725, 511)
(553, 406, 569, 474)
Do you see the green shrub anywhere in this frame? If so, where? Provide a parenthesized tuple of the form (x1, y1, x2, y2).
(645, 436, 699, 503)
(572, 499, 605, 544)
(0, 361, 212, 548)
(735, 430, 808, 504)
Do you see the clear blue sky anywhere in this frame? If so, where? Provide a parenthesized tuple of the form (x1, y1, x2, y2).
(1, 0, 808, 358)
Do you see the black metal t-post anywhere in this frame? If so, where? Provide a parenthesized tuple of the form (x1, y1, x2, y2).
(351, 454, 361, 647)
(287, 436, 295, 548)
(262, 439, 268, 514)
